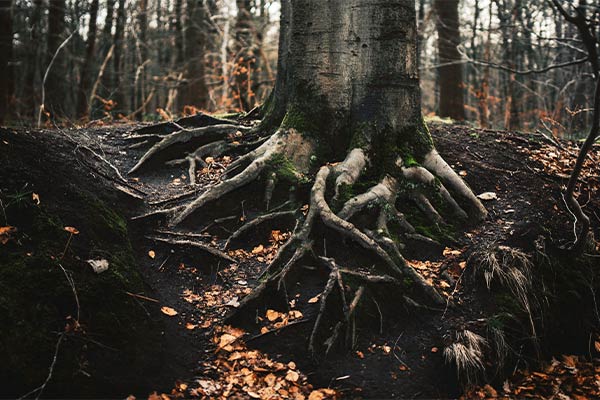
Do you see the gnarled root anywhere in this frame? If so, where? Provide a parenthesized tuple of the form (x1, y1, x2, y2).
(132, 121, 487, 354)
(128, 124, 250, 174)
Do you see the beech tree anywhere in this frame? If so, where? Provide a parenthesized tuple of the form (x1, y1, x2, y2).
(0, 0, 13, 124)
(434, 0, 466, 120)
(130, 0, 487, 351)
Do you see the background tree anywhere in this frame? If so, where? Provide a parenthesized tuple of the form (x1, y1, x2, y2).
(0, 0, 14, 124)
(434, 0, 465, 120)
(45, 0, 66, 118)
(76, 0, 99, 119)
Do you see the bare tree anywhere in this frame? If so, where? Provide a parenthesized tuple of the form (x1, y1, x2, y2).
(0, 0, 13, 124)
(76, 0, 100, 119)
(434, 0, 465, 120)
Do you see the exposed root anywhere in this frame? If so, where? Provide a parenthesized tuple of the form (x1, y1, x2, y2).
(332, 148, 368, 203)
(170, 129, 314, 226)
(422, 149, 488, 221)
(146, 235, 236, 263)
(401, 164, 469, 221)
(224, 210, 296, 250)
(129, 124, 247, 174)
(132, 112, 239, 136)
(338, 175, 397, 221)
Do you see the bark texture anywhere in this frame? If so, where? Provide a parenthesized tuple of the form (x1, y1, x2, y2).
(279, 0, 427, 158)
(0, 0, 13, 124)
(182, 0, 209, 109)
(434, 0, 466, 121)
(76, 0, 100, 119)
(46, 0, 67, 117)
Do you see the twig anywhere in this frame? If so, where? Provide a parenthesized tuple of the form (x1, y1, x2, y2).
(87, 44, 114, 118)
(125, 291, 159, 303)
(17, 334, 64, 400)
(38, 31, 76, 128)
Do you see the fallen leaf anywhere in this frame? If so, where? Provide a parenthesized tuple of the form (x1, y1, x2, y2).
(266, 309, 280, 322)
(186, 322, 196, 330)
(87, 259, 109, 274)
(285, 369, 299, 382)
(308, 295, 320, 304)
(64, 226, 79, 235)
(595, 341, 600, 353)
(431, 347, 439, 353)
(148, 250, 156, 259)
(477, 192, 498, 201)
(0, 226, 17, 245)
(356, 351, 364, 359)
(32, 193, 40, 205)
(161, 306, 178, 316)
(252, 244, 264, 254)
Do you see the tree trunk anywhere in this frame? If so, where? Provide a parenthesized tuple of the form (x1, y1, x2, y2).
(433, 0, 465, 120)
(46, 0, 67, 118)
(76, 0, 100, 119)
(23, 0, 43, 120)
(181, 0, 208, 110)
(0, 0, 13, 124)
(231, 0, 259, 111)
(112, 0, 127, 114)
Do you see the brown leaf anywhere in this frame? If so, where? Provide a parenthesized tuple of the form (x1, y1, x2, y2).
(148, 250, 156, 259)
(64, 226, 80, 235)
(160, 306, 178, 316)
(285, 369, 299, 382)
(32, 193, 40, 205)
(0, 226, 16, 245)
(266, 309, 280, 322)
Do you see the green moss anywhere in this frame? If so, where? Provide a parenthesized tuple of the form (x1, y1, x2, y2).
(0, 192, 161, 396)
(265, 153, 307, 186)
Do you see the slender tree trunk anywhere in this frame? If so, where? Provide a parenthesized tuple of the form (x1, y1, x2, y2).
(23, 0, 43, 120)
(46, 0, 67, 118)
(113, 0, 127, 114)
(76, 0, 100, 119)
(181, 0, 208, 110)
(231, 0, 259, 111)
(0, 0, 13, 124)
(134, 0, 148, 119)
(433, 0, 465, 120)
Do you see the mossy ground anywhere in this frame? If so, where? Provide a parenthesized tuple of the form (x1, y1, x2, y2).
(0, 129, 164, 397)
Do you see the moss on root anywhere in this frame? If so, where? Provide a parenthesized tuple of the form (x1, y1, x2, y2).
(0, 191, 162, 397)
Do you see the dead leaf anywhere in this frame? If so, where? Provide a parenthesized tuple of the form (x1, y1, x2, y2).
(32, 193, 40, 205)
(252, 244, 264, 254)
(266, 309, 280, 322)
(87, 259, 109, 274)
(0, 226, 17, 245)
(186, 322, 196, 330)
(148, 250, 156, 259)
(161, 306, 178, 316)
(64, 226, 80, 235)
(431, 347, 439, 353)
(285, 369, 299, 382)
(308, 295, 320, 304)
(477, 192, 498, 201)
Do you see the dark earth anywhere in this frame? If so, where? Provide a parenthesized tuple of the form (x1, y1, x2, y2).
(1, 120, 598, 399)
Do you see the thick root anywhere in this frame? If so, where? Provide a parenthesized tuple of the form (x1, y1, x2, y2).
(421, 149, 488, 221)
(169, 129, 315, 226)
(129, 124, 248, 174)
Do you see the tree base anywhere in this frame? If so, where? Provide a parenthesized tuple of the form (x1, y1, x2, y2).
(129, 115, 488, 355)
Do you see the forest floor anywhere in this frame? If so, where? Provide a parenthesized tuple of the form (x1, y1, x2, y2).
(1, 120, 599, 399)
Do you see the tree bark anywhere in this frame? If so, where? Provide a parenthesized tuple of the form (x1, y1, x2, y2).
(76, 0, 100, 119)
(46, 0, 67, 118)
(0, 0, 13, 124)
(111, 0, 127, 114)
(181, 0, 209, 110)
(268, 0, 429, 161)
(433, 0, 466, 120)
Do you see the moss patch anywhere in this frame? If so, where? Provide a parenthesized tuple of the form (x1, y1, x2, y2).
(0, 191, 162, 397)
